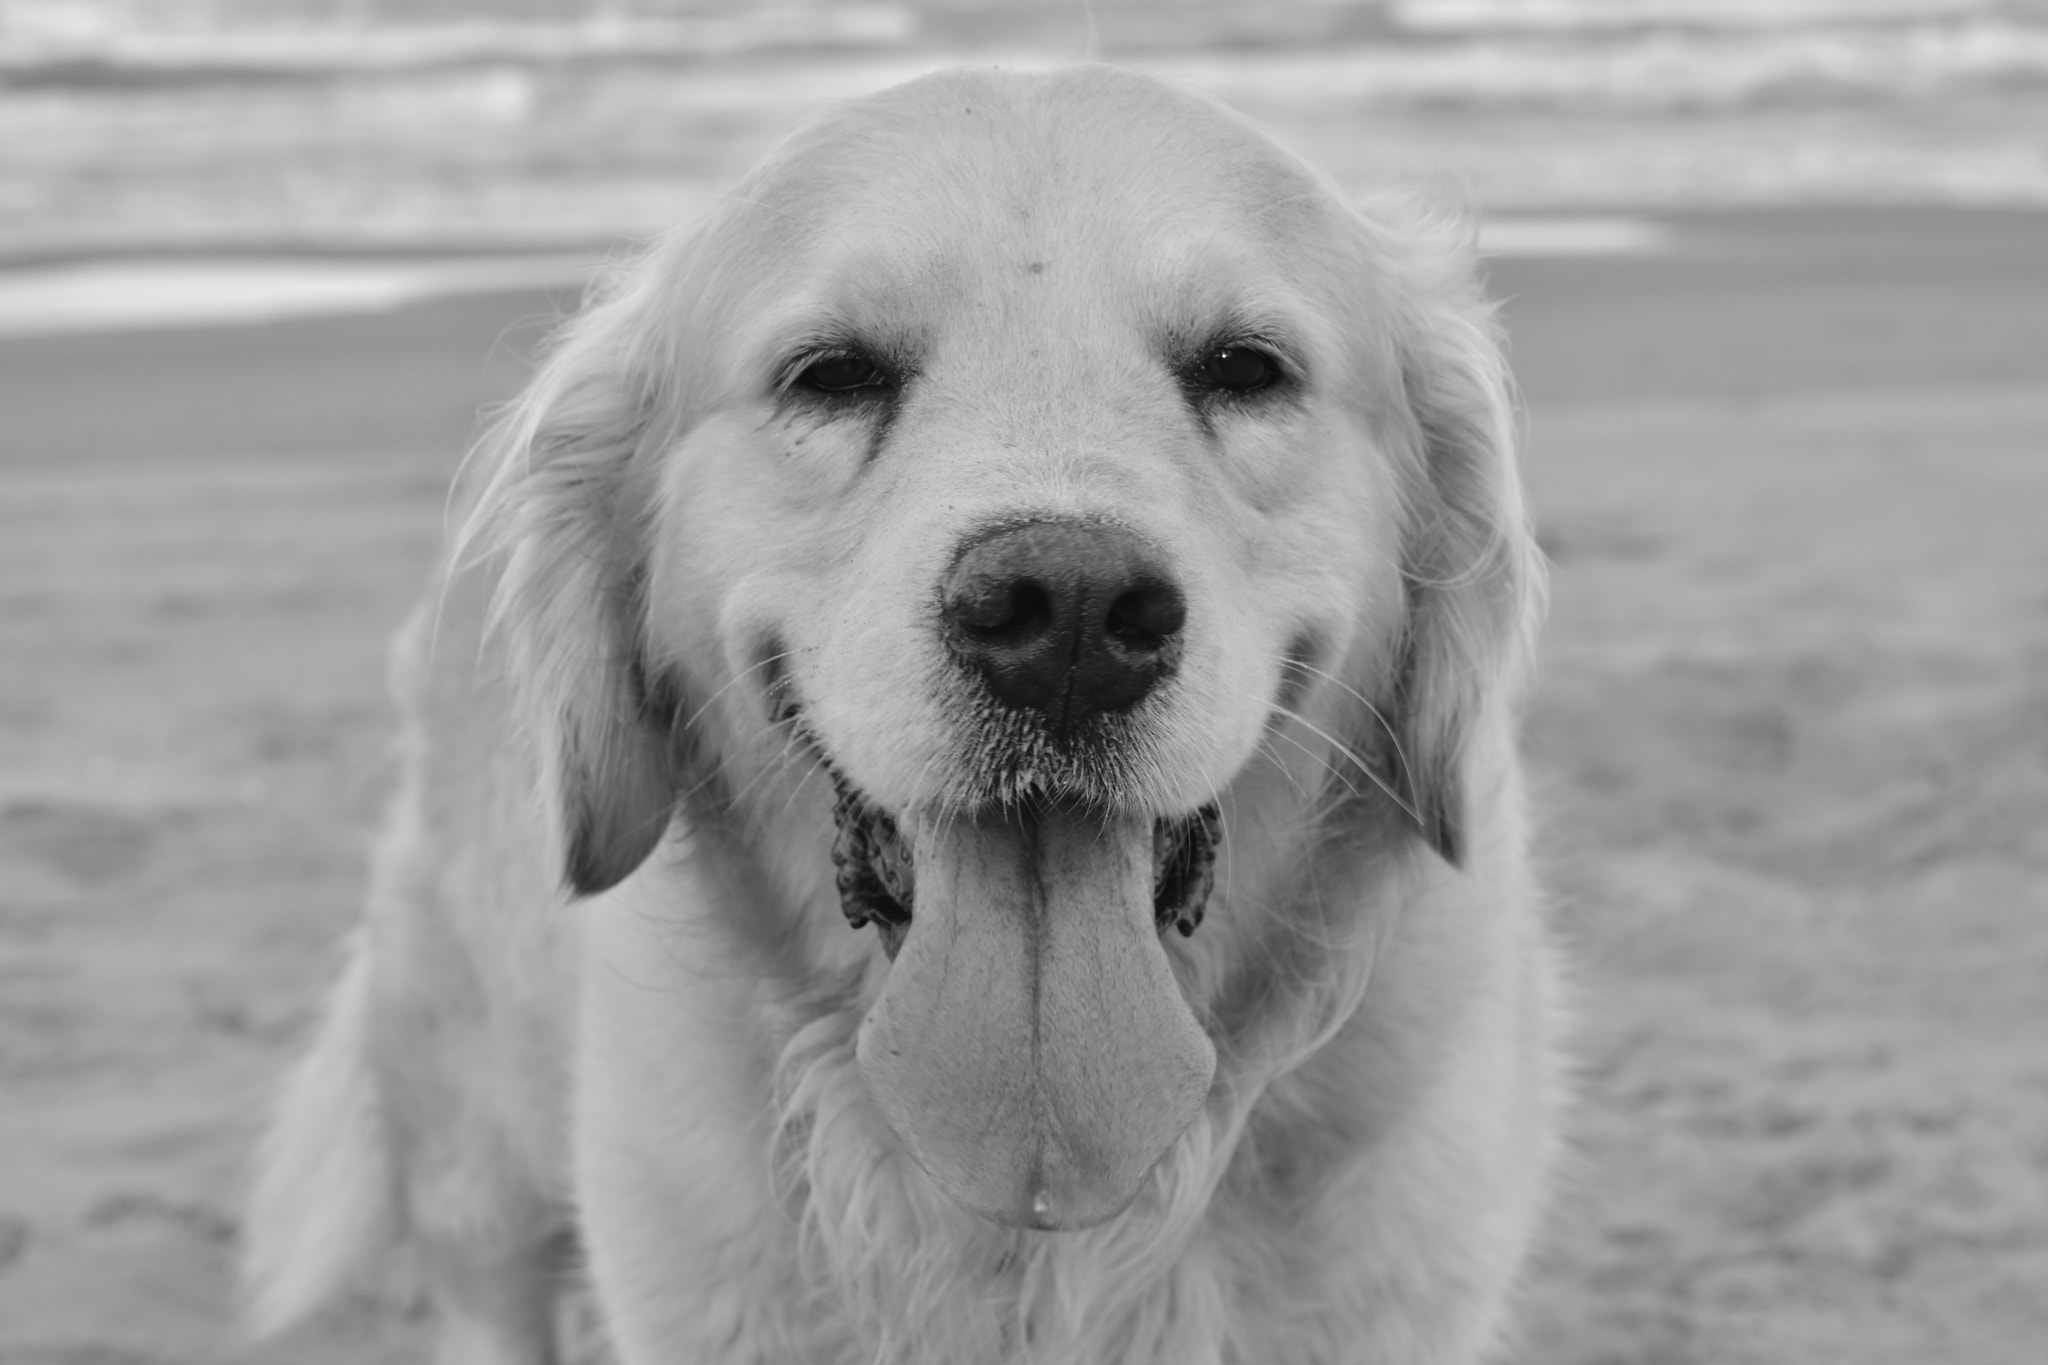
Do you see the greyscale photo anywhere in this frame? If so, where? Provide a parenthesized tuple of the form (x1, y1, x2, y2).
(1, 3, 2042, 1363)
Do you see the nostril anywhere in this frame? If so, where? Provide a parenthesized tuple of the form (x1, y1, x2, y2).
(955, 580, 1054, 645)
(1105, 581, 1186, 651)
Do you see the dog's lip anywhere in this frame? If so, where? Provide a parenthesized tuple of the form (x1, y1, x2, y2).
(827, 774, 1221, 949)
(775, 675, 1222, 944)
(828, 769, 914, 958)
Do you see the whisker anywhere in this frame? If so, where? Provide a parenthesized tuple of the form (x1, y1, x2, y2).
(1268, 703, 1420, 827)
(1277, 658, 1419, 811)
(682, 644, 819, 740)
(903, 751, 947, 824)
(769, 746, 829, 830)
(725, 716, 817, 814)
(1262, 726, 1363, 806)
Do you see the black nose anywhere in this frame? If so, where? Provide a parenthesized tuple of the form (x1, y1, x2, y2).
(940, 520, 1185, 729)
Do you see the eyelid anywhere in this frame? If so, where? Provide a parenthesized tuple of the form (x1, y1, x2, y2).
(1173, 311, 1302, 377)
(773, 344, 845, 396)
(773, 336, 909, 397)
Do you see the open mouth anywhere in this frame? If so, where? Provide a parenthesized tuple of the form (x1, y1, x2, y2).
(784, 690, 1221, 1229)
(830, 771, 1222, 956)
(831, 776, 1222, 1230)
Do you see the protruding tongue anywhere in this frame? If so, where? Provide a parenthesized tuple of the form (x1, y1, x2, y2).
(855, 807, 1216, 1230)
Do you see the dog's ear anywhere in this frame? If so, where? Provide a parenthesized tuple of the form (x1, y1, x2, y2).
(453, 250, 695, 896)
(1364, 204, 1546, 867)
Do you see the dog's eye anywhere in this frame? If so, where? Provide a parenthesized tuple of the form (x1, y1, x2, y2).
(1193, 346, 1280, 395)
(796, 354, 894, 396)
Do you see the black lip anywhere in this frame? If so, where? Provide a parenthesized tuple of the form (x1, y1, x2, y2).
(828, 769, 913, 959)
(826, 770, 1221, 951)
(777, 673, 1221, 946)
(1152, 803, 1222, 937)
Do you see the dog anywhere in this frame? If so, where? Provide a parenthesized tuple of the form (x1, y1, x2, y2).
(243, 64, 1560, 1365)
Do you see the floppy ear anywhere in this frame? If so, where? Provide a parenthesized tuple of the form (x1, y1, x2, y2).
(1364, 203, 1546, 867)
(454, 248, 697, 896)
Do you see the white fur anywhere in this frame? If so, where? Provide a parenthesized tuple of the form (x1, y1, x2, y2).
(243, 930, 397, 1337)
(245, 65, 1561, 1365)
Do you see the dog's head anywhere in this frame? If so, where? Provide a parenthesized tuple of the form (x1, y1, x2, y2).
(462, 66, 1540, 1232)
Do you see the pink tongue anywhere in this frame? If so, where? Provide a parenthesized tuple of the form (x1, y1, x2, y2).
(855, 808, 1216, 1229)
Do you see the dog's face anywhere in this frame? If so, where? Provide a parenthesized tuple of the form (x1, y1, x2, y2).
(649, 82, 1404, 826)
(470, 67, 1537, 1235)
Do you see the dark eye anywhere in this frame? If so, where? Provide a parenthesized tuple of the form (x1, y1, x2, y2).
(796, 353, 893, 395)
(1194, 346, 1280, 395)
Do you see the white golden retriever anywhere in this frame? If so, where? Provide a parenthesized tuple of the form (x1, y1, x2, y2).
(245, 64, 1560, 1365)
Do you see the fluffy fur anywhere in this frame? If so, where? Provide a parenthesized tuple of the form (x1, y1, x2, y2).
(245, 65, 1561, 1365)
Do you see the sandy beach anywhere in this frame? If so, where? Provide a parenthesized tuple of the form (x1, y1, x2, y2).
(1, 206, 2045, 1363)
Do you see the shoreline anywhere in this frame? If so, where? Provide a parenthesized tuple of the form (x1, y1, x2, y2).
(4, 203, 2045, 341)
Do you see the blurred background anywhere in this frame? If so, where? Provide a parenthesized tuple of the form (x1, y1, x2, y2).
(2, 3, 2045, 1364)
(5, 0, 2048, 258)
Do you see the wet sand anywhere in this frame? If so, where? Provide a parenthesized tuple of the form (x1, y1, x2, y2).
(1, 207, 2044, 1363)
